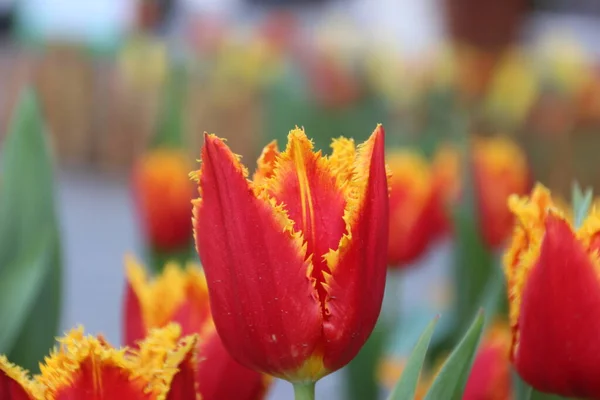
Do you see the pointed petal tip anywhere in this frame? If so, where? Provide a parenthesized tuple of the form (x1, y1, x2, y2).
(286, 127, 311, 147)
(203, 132, 222, 146)
(265, 139, 279, 149)
(374, 123, 385, 139)
(367, 124, 385, 155)
(544, 210, 571, 237)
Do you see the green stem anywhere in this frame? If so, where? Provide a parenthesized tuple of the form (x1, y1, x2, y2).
(293, 381, 316, 400)
(344, 269, 400, 400)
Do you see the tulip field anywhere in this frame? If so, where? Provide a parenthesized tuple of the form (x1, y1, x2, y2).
(2, 10, 600, 400)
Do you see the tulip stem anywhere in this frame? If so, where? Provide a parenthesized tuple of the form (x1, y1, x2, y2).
(293, 381, 315, 400)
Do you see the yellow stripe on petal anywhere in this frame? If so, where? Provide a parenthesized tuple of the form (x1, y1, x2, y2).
(258, 127, 348, 314)
(288, 130, 318, 248)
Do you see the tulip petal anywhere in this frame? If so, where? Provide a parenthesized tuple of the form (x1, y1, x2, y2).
(38, 328, 157, 400)
(196, 324, 270, 400)
(328, 137, 356, 186)
(264, 128, 347, 309)
(253, 140, 279, 185)
(170, 268, 212, 336)
(0, 356, 36, 400)
(322, 125, 389, 370)
(194, 134, 322, 377)
(165, 341, 199, 400)
(132, 324, 201, 400)
(504, 184, 555, 333)
(515, 214, 600, 398)
(123, 264, 147, 346)
(124, 257, 212, 343)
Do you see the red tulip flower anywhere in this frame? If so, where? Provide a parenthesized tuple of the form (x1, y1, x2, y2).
(192, 126, 389, 384)
(124, 257, 270, 400)
(504, 184, 600, 398)
(0, 325, 198, 400)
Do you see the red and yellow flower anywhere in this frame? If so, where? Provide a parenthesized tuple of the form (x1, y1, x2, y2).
(0, 324, 198, 400)
(192, 126, 389, 382)
(124, 256, 270, 400)
(132, 148, 194, 252)
(504, 184, 600, 398)
(472, 136, 530, 249)
(386, 150, 452, 267)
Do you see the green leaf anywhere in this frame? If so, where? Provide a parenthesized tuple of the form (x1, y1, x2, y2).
(388, 317, 439, 400)
(530, 390, 564, 400)
(513, 371, 533, 400)
(0, 89, 62, 371)
(9, 236, 61, 372)
(452, 184, 495, 328)
(0, 90, 56, 265)
(0, 231, 52, 352)
(572, 182, 593, 230)
(423, 311, 485, 400)
(513, 373, 566, 400)
(479, 260, 508, 330)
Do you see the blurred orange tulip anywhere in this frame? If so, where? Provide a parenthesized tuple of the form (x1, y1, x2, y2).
(386, 150, 453, 267)
(472, 136, 530, 249)
(131, 148, 194, 252)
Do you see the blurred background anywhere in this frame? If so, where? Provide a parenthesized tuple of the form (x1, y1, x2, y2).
(2, 0, 600, 398)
